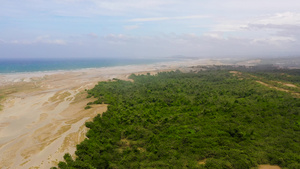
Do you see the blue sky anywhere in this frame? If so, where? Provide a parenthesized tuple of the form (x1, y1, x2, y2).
(1, 0, 300, 59)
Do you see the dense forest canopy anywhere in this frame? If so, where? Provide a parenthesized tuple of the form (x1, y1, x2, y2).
(53, 66, 300, 169)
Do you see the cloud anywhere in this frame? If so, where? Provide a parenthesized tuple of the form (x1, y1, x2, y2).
(201, 12, 300, 44)
(2, 32, 300, 59)
(252, 36, 296, 45)
(128, 15, 208, 22)
(123, 25, 139, 30)
(203, 33, 224, 40)
(1, 0, 175, 17)
(246, 24, 300, 30)
(91, 0, 174, 11)
(6, 36, 67, 45)
(210, 12, 300, 31)
(95, 33, 300, 57)
(1, 1, 300, 59)
(255, 12, 300, 25)
(212, 23, 246, 32)
(46, 39, 66, 45)
(87, 33, 99, 39)
(103, 34, 134, 44)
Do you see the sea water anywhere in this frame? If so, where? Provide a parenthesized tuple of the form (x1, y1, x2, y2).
(0, 58, 168, 74)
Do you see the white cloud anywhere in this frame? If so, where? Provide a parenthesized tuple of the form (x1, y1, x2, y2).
(0, 39, 5, 44)
(203, 33, 224, 39)
(104, 34, 130, 39)
(2, 32, 300, 59)
(255, 12, 300, 25)
(102, 34, 134, 44)
(252, 36, 296, 45)
(212, 23, 247, 32)
(45, 39, 66, 45)
(129, 17, 169, 22)
(123, 25, 139, 30)
(211, 12, 300, 32)
(202, 12, 300, 45)
(87, 33, 98, 38)
(33, 0, 176, 17)
(1, 1, 300, 58)
(7, 36, 67, 45)
(92, 0, 173, 11)
(129, 15, 208, 22)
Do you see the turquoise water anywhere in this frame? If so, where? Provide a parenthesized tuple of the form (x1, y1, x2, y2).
(0, 58, 167, 73)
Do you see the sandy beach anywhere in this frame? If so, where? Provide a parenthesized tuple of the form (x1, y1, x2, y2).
(0, 59, 220, 169)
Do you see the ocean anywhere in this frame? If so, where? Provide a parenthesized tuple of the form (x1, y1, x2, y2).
(0, 58, 167, 74)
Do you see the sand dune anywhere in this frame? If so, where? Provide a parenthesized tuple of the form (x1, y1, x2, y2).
(0, 59, 216, 168)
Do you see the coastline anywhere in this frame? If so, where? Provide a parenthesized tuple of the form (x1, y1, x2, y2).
(0, 59, 205, 84)
(0, 59, 219, 168)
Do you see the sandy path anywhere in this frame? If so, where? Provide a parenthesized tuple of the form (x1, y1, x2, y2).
(0, 59, 216, 168)
(258, 165, 281, 169)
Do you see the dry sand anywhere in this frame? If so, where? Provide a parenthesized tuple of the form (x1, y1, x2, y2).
(258, 165, 281, 169)
(0, 59, 217, 168)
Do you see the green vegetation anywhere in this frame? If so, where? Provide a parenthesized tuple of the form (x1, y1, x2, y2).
(53, 67, 300, 169)
(0, 95, 4, 111)
(85, 105, 92, 109)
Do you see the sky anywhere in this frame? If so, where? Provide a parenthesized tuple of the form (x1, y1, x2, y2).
(1, 0, 300, 59)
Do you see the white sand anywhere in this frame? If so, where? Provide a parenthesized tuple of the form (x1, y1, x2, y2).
(0, 59, 218, 168)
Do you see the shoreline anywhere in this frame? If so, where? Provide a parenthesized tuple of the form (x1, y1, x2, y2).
(0, 57, 171, 75)
(0, 59, 216, 86)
